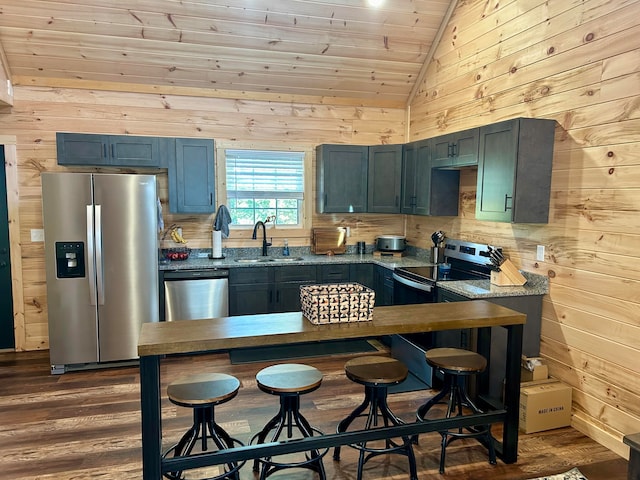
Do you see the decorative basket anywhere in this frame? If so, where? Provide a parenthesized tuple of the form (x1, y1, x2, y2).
(300, 282, 375, 324)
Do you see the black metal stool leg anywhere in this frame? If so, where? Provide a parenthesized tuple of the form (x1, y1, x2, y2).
(334, 387, 373, 460)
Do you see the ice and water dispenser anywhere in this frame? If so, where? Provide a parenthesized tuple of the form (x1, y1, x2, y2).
(55, 242, 86, 278)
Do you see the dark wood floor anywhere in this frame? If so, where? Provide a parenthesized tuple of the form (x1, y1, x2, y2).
(0, 349, 628, 480)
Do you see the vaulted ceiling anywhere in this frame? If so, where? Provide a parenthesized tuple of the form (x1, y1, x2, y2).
(0, 0, 455, 106)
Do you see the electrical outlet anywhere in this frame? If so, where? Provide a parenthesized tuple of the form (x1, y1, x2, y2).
(536, 245, 545, 262)
(31, 229, 45, 242)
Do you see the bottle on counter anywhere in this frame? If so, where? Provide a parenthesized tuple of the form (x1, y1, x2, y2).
(283, 239, 290, 256)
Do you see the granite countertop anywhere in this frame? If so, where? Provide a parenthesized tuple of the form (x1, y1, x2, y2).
(437, 271, 548, 298)
(160, 248, 548, 298)
(159, 251, 432, 271)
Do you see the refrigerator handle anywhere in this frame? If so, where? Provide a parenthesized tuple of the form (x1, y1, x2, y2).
(95, 205, 105, 305)
(86, 206, 98, 306)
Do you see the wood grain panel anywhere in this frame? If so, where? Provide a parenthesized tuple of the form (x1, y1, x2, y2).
(407, 0, 640, 457)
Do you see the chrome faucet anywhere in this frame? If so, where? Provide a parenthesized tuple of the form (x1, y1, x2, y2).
(252, 220, 272, 256)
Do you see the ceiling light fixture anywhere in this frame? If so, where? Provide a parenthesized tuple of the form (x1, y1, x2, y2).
(367, 0, 384, 7)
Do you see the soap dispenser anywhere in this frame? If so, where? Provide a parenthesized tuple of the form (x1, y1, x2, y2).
(282, 239, 290, 256)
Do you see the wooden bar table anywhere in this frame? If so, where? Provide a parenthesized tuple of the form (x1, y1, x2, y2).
(138, 300, 525, 480)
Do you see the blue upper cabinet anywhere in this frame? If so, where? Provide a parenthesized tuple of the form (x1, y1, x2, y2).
(316, 144, 368, 213)
(367, 144, 403, 213)
(56, 133, 161, 167)
(430, 128, 479, 169)
(476, 118, 555, 223)
(168, 138, 216, 214)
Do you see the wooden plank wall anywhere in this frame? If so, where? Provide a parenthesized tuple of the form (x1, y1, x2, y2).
(0, 86, 405, 352)
(407, 0, 640, 458)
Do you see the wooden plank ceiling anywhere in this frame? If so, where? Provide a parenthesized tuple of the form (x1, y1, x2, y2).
(0, 0, 454, 106)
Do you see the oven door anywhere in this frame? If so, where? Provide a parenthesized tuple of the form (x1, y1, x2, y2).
(392, 271, 436, 305)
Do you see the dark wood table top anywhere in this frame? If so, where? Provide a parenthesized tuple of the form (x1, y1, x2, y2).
(138, 300, 526, 357)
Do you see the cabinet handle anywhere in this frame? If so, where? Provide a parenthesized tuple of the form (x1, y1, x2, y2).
(504, 194, 513, 211)
(276, 290, 280, 303)
(451, 143, 457, 157)
(324, 194, 327, 207)
(448, 143, 453, 157)
(103, 144, 107, 159)
(395, 195, 399, 207)
(111, 144, 115, 158)
(210, 193, 213, 205)
(411, 195, 417, 207)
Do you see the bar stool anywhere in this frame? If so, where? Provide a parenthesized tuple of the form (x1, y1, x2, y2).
(250, 363, 327, 480)
(334, 356, 418, 480)
(416, 347, 497, 474)
(163, 373, 244, 480)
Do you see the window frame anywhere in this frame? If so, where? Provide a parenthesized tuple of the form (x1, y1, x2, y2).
(216, 143, 313, 236)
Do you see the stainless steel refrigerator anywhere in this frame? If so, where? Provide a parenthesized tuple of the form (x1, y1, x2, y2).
(42, 172, 159, 374)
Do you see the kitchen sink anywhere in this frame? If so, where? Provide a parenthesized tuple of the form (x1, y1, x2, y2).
(270, 257, 305, 262)
(234, 257, 305, 263)
(234, 258, 274, 263)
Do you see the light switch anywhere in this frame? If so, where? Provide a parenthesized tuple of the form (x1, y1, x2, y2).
(31, 229, 45, 242)
(536, 245, 545, 262)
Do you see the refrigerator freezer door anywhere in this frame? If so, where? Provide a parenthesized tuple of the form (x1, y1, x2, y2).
(93, 174, 158, 362)
(42, 172, 100, 366)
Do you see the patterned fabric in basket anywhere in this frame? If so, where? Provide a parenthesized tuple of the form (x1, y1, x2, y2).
(300, 283, 375, 324)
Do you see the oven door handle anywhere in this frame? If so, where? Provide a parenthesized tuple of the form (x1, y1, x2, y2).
(392, 272, 433, 292)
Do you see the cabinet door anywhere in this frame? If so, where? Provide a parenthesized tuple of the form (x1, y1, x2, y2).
(450, 129, 479, 167)
(401, 140, 430, 215)
(413, 140, 431, 216)
(109, 136, 160, 167)
(349, 263, 374, 289)
(171, 138, 216, 214)
(476, 118, 555, 223)
(476, 120, 519, 222)
(367, 145, 402, 213)
(373, 265, 394, 306)
(228, 267, 272, 315)
(316, 145, 368, 213)
(400, 142, 417, 214)
(430, 134, 453, 168)
(274, 282, 310, 313)
(229, 283, 272, 315)
(56, 133, 109, 165)
(430, 129, 479, 169)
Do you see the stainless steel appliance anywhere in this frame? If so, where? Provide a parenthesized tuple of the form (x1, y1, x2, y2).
(163, 269, 229, 321)
(391, 238, 500, 388)
(375, 235, 407, 252)
(42, 173, 159, 374)
(392, 238, 542, 399)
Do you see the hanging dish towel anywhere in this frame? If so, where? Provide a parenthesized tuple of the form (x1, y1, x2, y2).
(213, 204, 232, 238)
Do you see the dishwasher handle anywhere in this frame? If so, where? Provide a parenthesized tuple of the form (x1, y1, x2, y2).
(163, 269, 229, 280)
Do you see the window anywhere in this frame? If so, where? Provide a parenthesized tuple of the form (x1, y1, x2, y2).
(225, 149, 305, 226)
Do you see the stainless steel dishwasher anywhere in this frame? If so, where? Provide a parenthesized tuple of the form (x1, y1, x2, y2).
(163, 269, 229, 321)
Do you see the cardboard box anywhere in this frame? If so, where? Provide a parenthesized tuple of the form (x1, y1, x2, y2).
(521, 356, 549, 382)
(521, 364, 549, 382)
(519, 380, 572, 433)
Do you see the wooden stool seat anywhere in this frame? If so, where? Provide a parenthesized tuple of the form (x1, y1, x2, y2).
(167, 373, 240, 407)
(417, 348, 495, 474)
(335, 356, 417, 480)
(344, 355, 409, 385)
(164, 373, 243, 480)
(425, 347, 487, 374)
(251, 364, 326, 480)
(256, 363, 323, 395)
